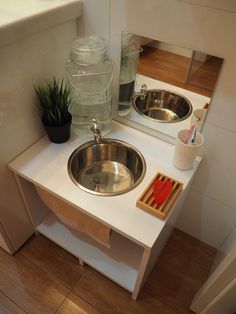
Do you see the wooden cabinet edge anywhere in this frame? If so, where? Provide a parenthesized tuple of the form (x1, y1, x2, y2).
(0, 223, 15, 254)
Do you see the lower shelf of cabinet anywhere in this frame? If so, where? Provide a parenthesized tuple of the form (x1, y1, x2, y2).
(36, 212, 144, 292)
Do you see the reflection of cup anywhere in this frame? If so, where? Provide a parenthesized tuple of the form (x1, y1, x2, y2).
(173, 129, 204, 170)
(191, 108, 207, 132)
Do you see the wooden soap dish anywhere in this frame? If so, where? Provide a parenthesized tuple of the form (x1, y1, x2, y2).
(136, 172, 183, 220)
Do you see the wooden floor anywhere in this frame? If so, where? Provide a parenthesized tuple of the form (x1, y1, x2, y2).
(0, 228, 216, 314)
(138, 47, 223, 98)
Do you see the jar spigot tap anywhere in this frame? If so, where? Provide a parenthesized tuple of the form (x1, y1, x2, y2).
(90, 119, 102, 143)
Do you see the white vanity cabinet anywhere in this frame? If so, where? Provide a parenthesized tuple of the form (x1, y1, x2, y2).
(9, 122, 201, 299)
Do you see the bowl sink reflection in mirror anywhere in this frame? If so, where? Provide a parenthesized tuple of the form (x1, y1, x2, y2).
(133, 89, 193, 123)
(68, 139, 146, 196)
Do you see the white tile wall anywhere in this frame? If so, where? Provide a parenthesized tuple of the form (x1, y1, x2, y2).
(211, 225, 236, 272)
(204, 58, 236, 133)
(0, 20, 78, 250)
(109, 0, 236, 248)
(177, 190, 236, 248)
(176, 0, 236, 13)
(77, 0, 110, 45)
(0, 0, 82, 48)
(193, 122, 236, 209)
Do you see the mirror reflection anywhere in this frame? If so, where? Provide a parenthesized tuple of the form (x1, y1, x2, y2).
(118, 32, 223, 138)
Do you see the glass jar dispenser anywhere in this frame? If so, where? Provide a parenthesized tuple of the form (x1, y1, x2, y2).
(118, 32, 142, 116)
(66, 36, 113, 135)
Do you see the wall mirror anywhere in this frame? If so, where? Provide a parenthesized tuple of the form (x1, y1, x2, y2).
(117, 31, 224, 139)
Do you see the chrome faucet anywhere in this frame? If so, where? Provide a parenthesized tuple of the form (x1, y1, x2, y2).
(90, 118, 102, 143)
(140, 84, 147, 100)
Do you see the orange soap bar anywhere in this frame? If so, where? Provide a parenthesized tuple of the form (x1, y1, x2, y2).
(153, 180, 173, 204)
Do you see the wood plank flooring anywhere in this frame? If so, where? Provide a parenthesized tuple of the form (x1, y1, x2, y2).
(0, 229, 216, 314)
(138, 47, 223, 98)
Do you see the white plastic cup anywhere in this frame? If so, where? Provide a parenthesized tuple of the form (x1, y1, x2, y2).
(191, 108, 207, 132)
(173, 129, 204, 170)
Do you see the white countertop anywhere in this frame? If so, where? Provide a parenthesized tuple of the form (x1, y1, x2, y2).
(9, 121, 201, 248)
(0, 0, 82, 47)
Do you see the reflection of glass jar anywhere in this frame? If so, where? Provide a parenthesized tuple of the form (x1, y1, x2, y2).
(66, 36, 113, 135)
(119, 32, 142, 116)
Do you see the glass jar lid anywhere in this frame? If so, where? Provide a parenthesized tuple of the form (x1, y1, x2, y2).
(121, 32, 142, 57)
(121, 32, 134, 49)
(70, 36, 108, 65)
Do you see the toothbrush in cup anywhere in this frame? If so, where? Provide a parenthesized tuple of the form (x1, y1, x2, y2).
(183, 125, 196, 144)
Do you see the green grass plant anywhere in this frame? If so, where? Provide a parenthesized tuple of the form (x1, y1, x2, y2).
(35, 78, 71, 127)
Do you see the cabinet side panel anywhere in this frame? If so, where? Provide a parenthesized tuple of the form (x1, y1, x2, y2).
(0, 223, 14, 254)
(0, 19, 78, 250)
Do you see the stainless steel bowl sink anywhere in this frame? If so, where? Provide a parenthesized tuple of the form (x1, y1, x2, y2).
(68, 139, 146, 196)
(133, 89, 192, 123)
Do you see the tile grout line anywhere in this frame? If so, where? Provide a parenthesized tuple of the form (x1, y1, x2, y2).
(0, 289, 28, 314)
(205, 120, 236, 136)
(71, 263, 86, 289)
(144, 289, 194, 314)
(18, 249, 83, 291)
(191, 186, 236, 211)
(17, 250, 102, 313)
(16, 250, 72, 313)
(16, 248, 74, 314)
(71, 291, 107, 314)
(71, 293, 103, 314)
(54, 289, 71, 313)
(54, 266, 103, 314)
(176, 0, 236, 14)
(70, 269, 104, 314)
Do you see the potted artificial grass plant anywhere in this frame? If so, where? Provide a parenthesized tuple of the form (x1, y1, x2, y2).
(35, 78, 72, 143)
